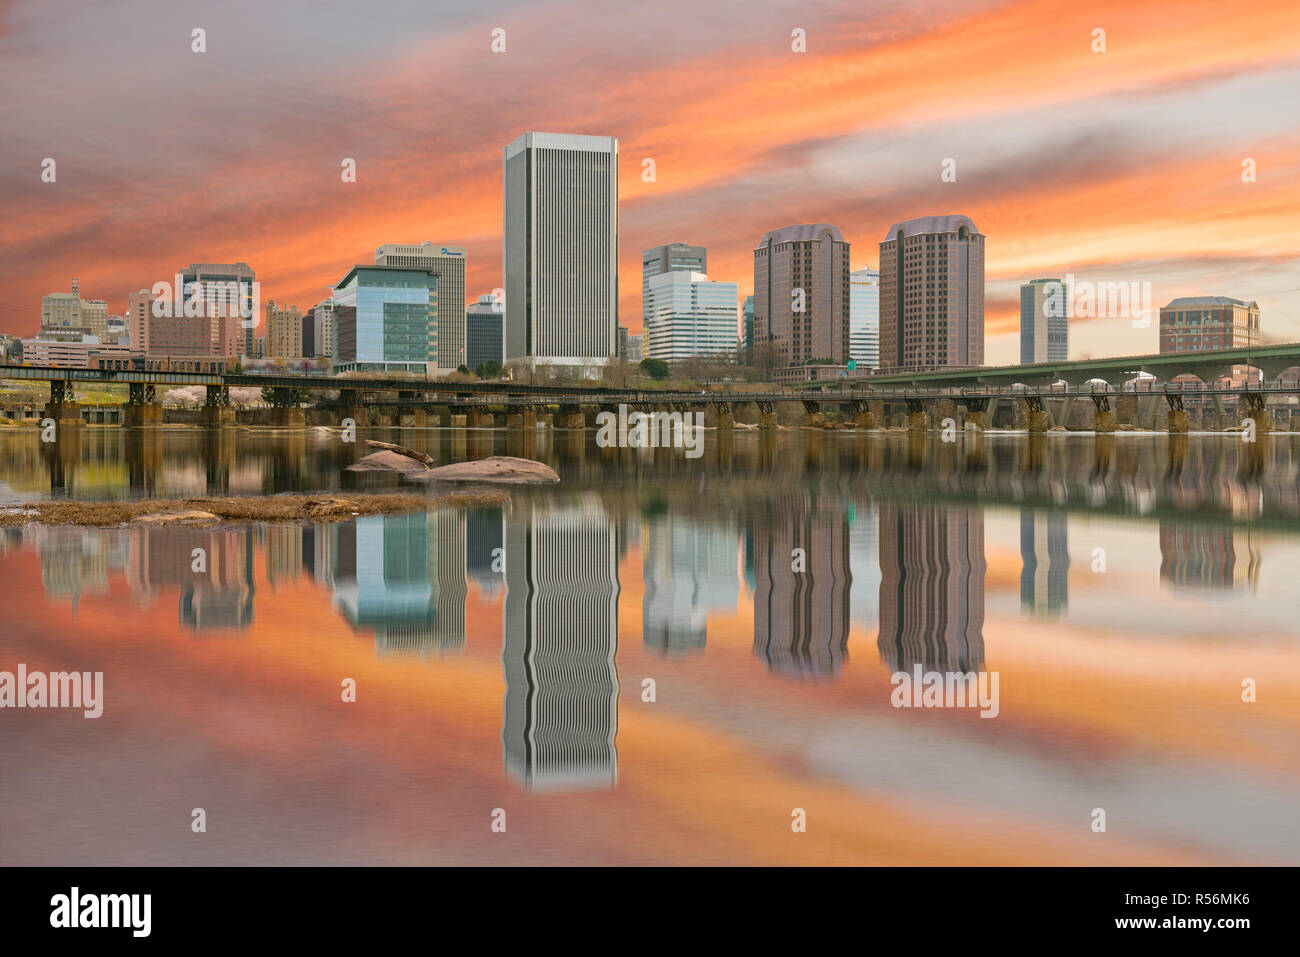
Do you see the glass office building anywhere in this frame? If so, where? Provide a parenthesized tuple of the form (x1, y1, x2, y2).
(644, 271, 739, 362)
(331, 265, 438, 374)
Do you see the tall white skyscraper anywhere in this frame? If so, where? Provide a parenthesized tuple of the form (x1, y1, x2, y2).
(644, 271, 738, 361)
(503, 132, 618, 368)
(849, 267, 880, 371)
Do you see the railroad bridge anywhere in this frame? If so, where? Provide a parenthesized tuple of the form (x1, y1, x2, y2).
(3, 342, 1299, 434)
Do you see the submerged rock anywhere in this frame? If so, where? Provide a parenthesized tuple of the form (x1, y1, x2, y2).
(136, 510, 221, 525)
(408, 455, 560, 485)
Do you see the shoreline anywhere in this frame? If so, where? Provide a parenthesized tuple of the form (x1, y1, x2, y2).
(0, 491, 508, 527)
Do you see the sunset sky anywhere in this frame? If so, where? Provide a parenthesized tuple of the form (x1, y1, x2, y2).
(2, 0, 1298, 364)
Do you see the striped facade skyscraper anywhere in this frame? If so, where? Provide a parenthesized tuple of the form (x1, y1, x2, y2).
(503, 132, 619, 368)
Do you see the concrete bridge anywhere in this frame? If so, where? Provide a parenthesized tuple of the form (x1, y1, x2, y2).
(3, 340, 1299, 433)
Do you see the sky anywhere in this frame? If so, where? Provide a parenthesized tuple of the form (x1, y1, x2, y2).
(1, 0, 1298, 364)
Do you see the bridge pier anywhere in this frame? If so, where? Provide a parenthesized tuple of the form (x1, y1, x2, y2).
(905, 398, 928, 432)
(395, 392, 427, 428)
(1165, 394, 1189, 433)
(1020, 395, 1049, 432)
(848, 400, 877, 430)
(120, 381, 160, 427)
(122, 402, 162, 427)
(558, 404, 585, 430)
(711, 401, 734, 431)
(199, 385, 234, 427)
(1240, 393, 1270, 434)
(755, 400, 778, 430)
(1091, 395, 1117, 433)
(335, 390, 370, 427)
(396, 408, 428, 428)
(801, 399, 824, 428)
(962, 397, 988, 431)
(506, 405, 537, 429)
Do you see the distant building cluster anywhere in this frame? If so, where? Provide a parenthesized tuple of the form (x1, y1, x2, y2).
(8, 132, 1267, 378)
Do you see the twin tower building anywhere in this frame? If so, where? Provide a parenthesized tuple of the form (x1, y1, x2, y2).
(501, 132, 985, 374)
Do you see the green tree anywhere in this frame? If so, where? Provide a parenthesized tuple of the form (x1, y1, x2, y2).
(457, 364, 470, 375)
(475, 360, 503, 379)
(640, 357, 670, 380)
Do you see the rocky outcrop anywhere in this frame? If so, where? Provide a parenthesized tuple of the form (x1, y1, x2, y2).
(408, 455, 560, 485)
(346, 450, 431, 472)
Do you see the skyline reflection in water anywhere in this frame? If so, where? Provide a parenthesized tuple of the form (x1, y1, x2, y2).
(1, 429, 1298, 865)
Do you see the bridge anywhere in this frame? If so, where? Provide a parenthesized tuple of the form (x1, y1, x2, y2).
(2, 340, 1299, 433)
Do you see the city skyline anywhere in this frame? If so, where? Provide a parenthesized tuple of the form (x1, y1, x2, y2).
(3, 1, 1299, 366)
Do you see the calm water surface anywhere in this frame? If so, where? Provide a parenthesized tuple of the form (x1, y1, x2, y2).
(2, 426, 1298, 864)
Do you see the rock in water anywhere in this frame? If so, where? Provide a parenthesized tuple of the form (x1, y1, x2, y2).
(346, 450, 431, 472)
(136, 510, 221, 525)
(409, 455, 559, 484)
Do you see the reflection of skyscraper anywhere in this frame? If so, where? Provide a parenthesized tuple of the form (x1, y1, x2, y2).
(125, 527, 255, 631)
(1159, 523, 1260, 593)
(30, 526, 127, 608)
(848, 506, 881, 634)
(266, 525, 303, 588)
(878, 506, 985, 672)
(331, 511, 466, 655)
(465, 507, 504, 597)
(1020, 509, 1069, 617)
(503, 501, 619, 790)
(752, 497, 851, 678)
(642, 514, 739, 656)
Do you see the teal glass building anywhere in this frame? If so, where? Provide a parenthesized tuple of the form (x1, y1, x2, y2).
(331, 265, 438, 374)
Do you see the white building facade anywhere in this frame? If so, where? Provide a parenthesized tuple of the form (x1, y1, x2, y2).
(644, 271, 738, 362)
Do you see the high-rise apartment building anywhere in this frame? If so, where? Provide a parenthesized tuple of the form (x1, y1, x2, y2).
(265, 300, 304, 358)
(644, 271, 738, 361)
(753, 224, 851, 370)
(878, 215, 984, 371)
(1020, 278, 1067, 364)
(849, 267, 880, 371)
(504, 132, 618, 367)
(374, 243, 466, 371)
(127, 290, 153, 354)
(304, 300, 334, 359)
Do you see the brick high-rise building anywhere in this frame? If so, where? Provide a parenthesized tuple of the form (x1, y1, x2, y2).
(753, 224, 850, 371)
(879, 215, 984, 371)
(265, 300, 304, 358)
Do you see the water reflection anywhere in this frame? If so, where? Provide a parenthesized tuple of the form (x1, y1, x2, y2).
(878, 505, 985, 673)
(3, 429, 1300, 862)
(750, 492, 851, 678)
(503, 499, 619, 791)
(332, 512, 467, 656)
